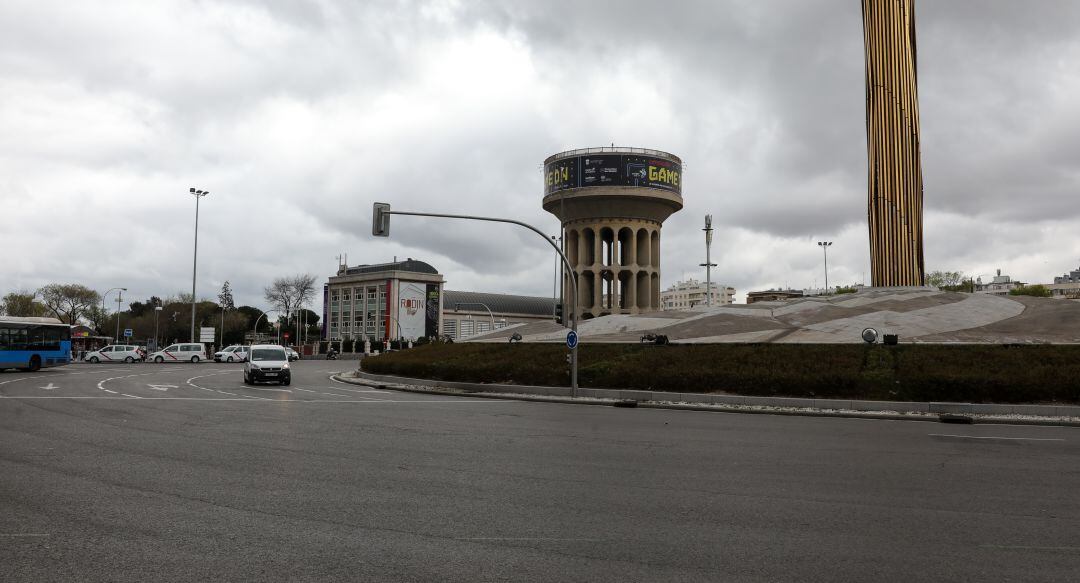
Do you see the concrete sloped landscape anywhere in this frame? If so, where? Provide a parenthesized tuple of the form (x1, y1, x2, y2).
(464, 287, 1080, 345)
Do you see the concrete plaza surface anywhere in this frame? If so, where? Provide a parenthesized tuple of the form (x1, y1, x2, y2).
(467, 287, 1080, 344)
(2, 361, 1080, 581)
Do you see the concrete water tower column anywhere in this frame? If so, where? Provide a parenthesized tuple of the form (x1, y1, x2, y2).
(542, 147, 683, 319)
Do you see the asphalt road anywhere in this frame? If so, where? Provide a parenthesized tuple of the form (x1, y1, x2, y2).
(2, 360, 1079, 582)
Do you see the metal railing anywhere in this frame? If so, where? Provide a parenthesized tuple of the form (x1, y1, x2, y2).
(544, 146, 682, 164)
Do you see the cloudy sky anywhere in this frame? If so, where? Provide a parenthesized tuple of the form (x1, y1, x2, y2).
(3, 0, 1080, 309)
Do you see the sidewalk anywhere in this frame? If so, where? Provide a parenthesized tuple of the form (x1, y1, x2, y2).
(334, 370, 1080, 427)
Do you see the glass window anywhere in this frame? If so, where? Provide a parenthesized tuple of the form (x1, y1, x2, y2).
(165, 345, 178, 351)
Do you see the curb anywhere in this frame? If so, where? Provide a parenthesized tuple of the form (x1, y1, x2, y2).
(330, 373, 1080, 427)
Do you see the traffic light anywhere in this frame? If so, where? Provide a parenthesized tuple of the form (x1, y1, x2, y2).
(372, 202, 390, 237)
(554, 302, 564, 325)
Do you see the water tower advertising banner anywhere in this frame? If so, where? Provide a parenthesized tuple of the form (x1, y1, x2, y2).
(544, 154, 682, 196)
(398, 282, 427, 340)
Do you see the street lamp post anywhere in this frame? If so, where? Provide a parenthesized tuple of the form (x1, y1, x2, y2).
(189, 187, 209, 342)
(454, 302, 496, 331)
(817, 241, 833, 294)
(102, 287, 127, 342)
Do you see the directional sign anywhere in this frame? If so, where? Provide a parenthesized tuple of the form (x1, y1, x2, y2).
(566, 330, 579, 350)
(199, 326, 216, 342)
(123, 328, 133, 338)
(39, 383, 58, 391)
(147, 384, 177, 392)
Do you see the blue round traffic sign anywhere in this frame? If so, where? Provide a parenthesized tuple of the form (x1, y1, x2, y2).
(566, 330, 578, 349)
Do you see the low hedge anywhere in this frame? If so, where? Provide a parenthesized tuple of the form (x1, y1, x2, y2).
(360, 343, 1080, 404)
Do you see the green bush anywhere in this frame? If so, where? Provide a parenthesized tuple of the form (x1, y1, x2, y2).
(360, 343, 1080, 404)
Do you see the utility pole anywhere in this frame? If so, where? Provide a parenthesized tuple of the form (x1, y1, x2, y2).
(700, 214, 716, 306)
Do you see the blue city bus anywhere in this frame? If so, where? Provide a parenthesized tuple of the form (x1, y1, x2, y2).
(0, 316, 72, 371)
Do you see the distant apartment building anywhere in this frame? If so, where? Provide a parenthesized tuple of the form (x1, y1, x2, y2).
(975, 269, 1023, 297)
(1047, 265, 1080, 298)
(1054, 266, 1080, 284)
(660, 278, 735, 310)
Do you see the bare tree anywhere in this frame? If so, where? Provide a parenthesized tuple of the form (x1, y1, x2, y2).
(264, 274, 317, 319)
(264, 278, 296, 317)
(38, 283, 100, 324)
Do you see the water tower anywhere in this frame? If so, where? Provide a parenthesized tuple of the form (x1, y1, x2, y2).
(542, 147, 683, 319)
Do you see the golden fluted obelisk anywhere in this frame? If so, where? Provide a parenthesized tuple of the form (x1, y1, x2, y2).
(862, 0, 925, 286)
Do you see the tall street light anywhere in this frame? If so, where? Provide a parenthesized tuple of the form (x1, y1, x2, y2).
(189, 187, 209, 342)
(817, 241, 833, 294)
(102, 287, 126, 341)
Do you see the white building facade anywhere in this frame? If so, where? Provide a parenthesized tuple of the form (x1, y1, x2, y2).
(660, 278, 735, 310)
(323, 259, 444, 342)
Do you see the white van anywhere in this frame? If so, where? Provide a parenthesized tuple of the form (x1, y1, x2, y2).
(148, 343, 207, 363)
(84, 344, 144, 364)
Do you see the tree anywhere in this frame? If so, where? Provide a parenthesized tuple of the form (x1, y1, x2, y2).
(218, 281, 235, 311)
(264, 274, 317, 318)
(926, 270, 965, 290)
(38, 283, 100, 324)
(1, 290, 47, 317)
(85, 305, 109, 332)
(1010, 284, 1051, 298)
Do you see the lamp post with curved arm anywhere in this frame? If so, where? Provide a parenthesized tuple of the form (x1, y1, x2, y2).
(454, 302, 495, 331)
(102, 287, 127, 341)
(252, 309, 277, 344)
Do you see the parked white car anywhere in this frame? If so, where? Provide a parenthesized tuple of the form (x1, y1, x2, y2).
(148, 343, 207, 363)
(84, 344, 145, 364)
(214, 345, 249, 363)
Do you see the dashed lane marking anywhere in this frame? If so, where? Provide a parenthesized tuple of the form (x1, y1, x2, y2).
(929, 434, 1065, 442)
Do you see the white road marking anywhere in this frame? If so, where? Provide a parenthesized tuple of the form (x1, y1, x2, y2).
(325, 385, 389, 394)
(458, 537, 605, 542)
(120, 394, 142, 399)
(185, 371, 235, 392)
(103, 389, 117, 394)
(929, 434, 1065, 442)
(39, 383, 58, 390)
(97, 372, 159, 393)
(0, 396, 506, 403)
(980, 544, 1080, 551)
(147, 384, 177, 391)
(0, 533, 49, 537)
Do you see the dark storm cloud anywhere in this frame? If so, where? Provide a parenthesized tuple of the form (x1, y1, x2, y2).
(2, 0, 1080, 307)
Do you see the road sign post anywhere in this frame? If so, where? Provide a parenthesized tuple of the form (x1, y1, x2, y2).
(199, 326, 215, 343)
(123, 328, 133, 338)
